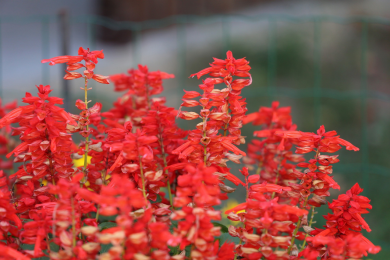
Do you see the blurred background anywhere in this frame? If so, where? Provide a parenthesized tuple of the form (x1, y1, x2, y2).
(1, 0, 390, 258)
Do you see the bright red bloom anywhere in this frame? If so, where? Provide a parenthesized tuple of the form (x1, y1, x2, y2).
(42, 47, 109, 85)
(190, 50, 251, 79)
(0, 48, 381, 260)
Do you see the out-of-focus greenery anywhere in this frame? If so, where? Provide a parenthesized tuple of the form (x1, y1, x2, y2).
(176, 25, 390, 259)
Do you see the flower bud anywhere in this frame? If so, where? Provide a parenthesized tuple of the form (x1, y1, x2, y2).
(228, 225, 239, 237)
(290, 245, 299, 257)
(82, 242, 100, 253)
(243, 231, 260, 243)
(145, 170, 163, 182)
(181, 99, 199, 107)
(81, 226, 98, 236)
(170, 210, 186, 220)
(219, 183, 236, 193)
(313, 180, 325, 189)
(199, 98, 210, 106)
(39, 140, 50, 151)
(209, 112, 227, 121)
(59, 231, 72, 246)
(241, 247, 258, 254)
(311, 194, 327, 205)
(0, 221, 9, 232)
(273, 236, 291, 247)
(303, 225, 315, 233)
(72, 153, 83, 160)
(133, 253, 150, 260)
(192, 207, 205, 217)
(179, 112, 199, 120)
(90, 142, 103, 152)
(275, 250, 289, 258)
(261, 246, 273, 257)
(121, 164, 139, 173)
(200, 137, 211, 145)
(195, 238, 207, 251)
(206, 209, 221, 220)
(97, 233, 112, 244)
(300, 189, 311, 197)
(225, 153, 242, 164)
(260, 233, 272, 246)
(301, 214, 308, 225)
(196, 122, 204, 130)
(227, 212, 240, 222)
(129, 232, 147, 245)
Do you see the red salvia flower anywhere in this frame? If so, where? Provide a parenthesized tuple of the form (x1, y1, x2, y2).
(42, 47, 109, 85)
(0, 48, 381, 260)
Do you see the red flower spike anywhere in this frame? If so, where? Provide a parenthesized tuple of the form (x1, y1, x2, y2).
(0, 50, 381, 259)
(42, 47, 109, 85)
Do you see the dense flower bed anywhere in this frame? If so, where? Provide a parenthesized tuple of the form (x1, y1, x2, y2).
(0, 48, 381, 259)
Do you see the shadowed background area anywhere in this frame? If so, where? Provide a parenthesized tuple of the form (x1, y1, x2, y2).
(1, 0, 390, 258)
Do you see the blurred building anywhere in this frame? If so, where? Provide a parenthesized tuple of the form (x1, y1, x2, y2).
(98, 0, 267, 43)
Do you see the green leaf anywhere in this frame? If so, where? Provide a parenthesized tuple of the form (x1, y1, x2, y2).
(98, 221, 117, 231)
(100, 243, 112, 254)
(97, 214, 117, 222)
(49, 242, 60, 252)
(185, 245, 192, 257)
(170, 220, 178, 231)
(213, 222, 229, 233)
(168, 245, 180, 255)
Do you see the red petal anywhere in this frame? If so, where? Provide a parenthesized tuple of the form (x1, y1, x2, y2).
(64, 70, 83, 80)
(225, 172, 245, 186)
(0, 107, 23, 128)
(6, 142, 28, 158)
(0, 244, 30, 260)
(225, 202, 247, 214)
(92, 74, 110, 84)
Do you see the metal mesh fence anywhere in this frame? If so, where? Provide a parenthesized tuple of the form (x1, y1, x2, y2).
(0, 14, 389, 257)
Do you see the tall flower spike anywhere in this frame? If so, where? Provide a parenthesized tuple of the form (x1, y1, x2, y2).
(175, 51, 250, 193)
(43, 47, 109, 182)
(42, 47, 109, 84)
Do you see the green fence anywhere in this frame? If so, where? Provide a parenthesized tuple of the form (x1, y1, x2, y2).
(0, 14, 389, 258)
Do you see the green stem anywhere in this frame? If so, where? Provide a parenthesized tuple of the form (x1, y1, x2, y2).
(82, 77, 90, 187)
(71, 196, 77, 251)
(223, 78, 231, 136)
(202, 108, 208, 165)
(95, 205, 100, 221)
(121, 226, 126, 260)
(138, 148, 147, 200)
(289, 149, 320, 253)
(159, 132, 173, 207)
(287, 196, 309, 254)
(300, 206, 316, 251)
(271, 156, 282, 199)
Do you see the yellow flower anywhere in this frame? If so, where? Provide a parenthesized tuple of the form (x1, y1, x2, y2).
(73, 155, 92, 167)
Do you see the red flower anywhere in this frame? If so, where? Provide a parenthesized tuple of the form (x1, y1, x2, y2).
(190, 50, 251, 79)
(42, 47, 109, 85)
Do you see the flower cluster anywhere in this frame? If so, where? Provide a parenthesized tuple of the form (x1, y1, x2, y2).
(0, 48, 381, 260)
